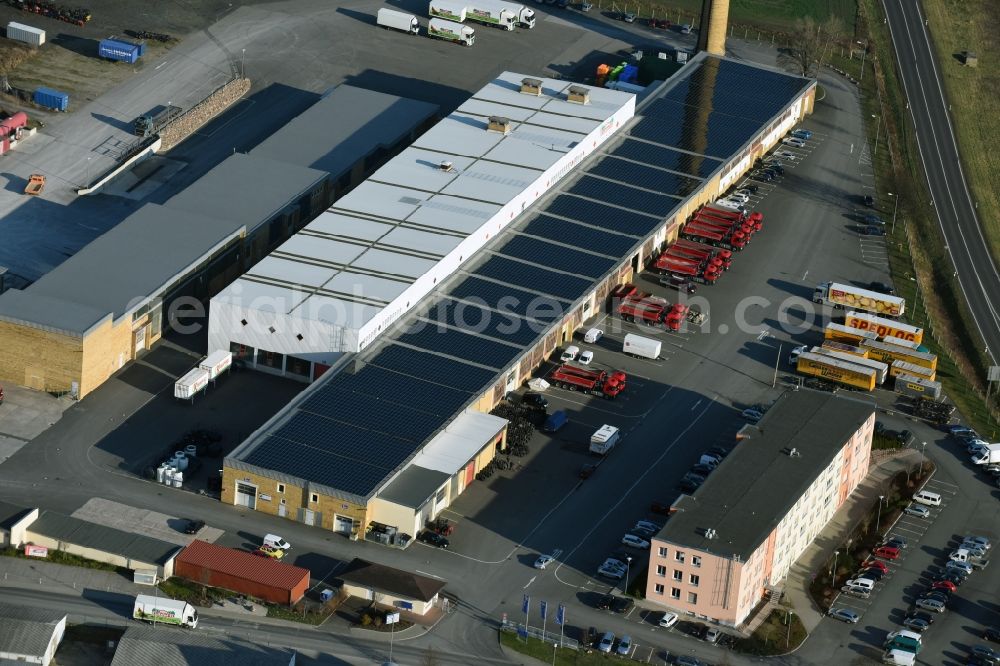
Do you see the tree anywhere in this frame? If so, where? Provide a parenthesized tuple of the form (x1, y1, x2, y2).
(788, 15, 846, 77)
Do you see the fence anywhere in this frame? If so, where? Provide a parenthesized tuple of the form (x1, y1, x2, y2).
(502, 620, 579, 650)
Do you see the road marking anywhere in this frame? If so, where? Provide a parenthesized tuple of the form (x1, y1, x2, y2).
(802, 270, 809, 281)
(524, 576, 536, 589)
(415, 569, 444, 580)
(154, 61, 168, 70)
(691, 399, 701, 411)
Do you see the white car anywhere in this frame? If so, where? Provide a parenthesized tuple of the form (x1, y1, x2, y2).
(726, 191, 750, 203)
(634, 520, 662, 533)
(579, 350, 594, 365)
(658, 612, 679, 628)
(621, 534, 650, 549)
(560, 345, 580, 362)
(534, 554, 555, 569)
(583, 328, 603, 343)
(788, 345, 808, 365)
(776, 150, 797, 161)
(904, 504, 931, 518)
(714, 199, 742, 210)
(783, 137, 806, 147)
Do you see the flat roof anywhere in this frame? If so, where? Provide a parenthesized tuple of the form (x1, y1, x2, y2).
(377, 465, 450, 510)
(215, 71, 634, 337)
(110, 626, 294, 666)
(165, 153, 327, 231)
(0, 500, 31, 530)
(250, 84, 438, 177)
(0, 204, 243, 334)
(229, 55, 815, 502)
(657, 391, 875, 560)
(29, 510, 181, 566)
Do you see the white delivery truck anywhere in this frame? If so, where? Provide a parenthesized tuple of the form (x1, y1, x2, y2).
(471, 0, 535, 27)
(623, 333, 661, 360)
(882, 649, 916, 666)
(429, 0, 467, 22)
(174, 367, 210, 400)
(133, 595, 199, 628)
(199, 350, 233, 381)
(428, 18, 475, 44)
(971, 443, 1000, 466)
(813, 281, 905, 317)
(590, 424, 620, 455)
(377, 8, 420, 34)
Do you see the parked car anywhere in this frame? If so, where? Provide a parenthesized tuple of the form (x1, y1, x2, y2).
(675, 657, 702, 666)
(612, 596, 634, 614)
(579, 1, 592, 10)
(946, 560, 974, 575)
(534, 554, 555, 569)
(903, 617, 931, 633)
(522, 392, 548, 411)
(885, 535, 908, 549)
(621, 534, 650, 549)
(873, 546, 900, 560)
(908, 611, 935, 625)
(660, 274, 697, 294)
(737, 184, 759, 194)
(863, 194, 875, 207)
(650, 501, 672, 516)
(256, 545, 285, 559)
(579, 350, 594, 365)
(864, 559, 889, 572)
(690, 463, 714, 476)
(183, 519, 205, 534)
(706, 445, 729, 458)
(659, 611, 679, 628)
(704, 627, 722, 644)
(741, 408, 764, 423)
(635, 520, 662, 533)
(904, 504, 931, 518)
(616, 634, 632, 655)
(864, 213, 886, 226)
(970, 645, 1000, 662)
(964, 535, 992, 550)
(915, 598, 946, 613)
(828, 608, 860, 623)
(862, 225, 886, 236)
(560, 346, 580, 362)
(932, 580, 957, 592)
(679, 477, 702, 493)
(679, 23, 691, 33)
(418, 531, 449, 548)
(597, 631, 615, 653)
(791, 129, 813, 140)
(598, 564, 625, 580)
(920, 590, 950, 604)
(783, 137, 806, 147)
(579, 463, 597, 479)
(984, 627, 1000, 642)
(861, 568, 885, 581)
(869, 281, 895, 295)
(596, 594, 613, 610)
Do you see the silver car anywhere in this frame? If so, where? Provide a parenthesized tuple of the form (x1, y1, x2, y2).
(829, 608, 860, 623)
(915, 598, 946, 613)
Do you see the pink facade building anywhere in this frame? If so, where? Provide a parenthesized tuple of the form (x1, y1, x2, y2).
(646, 391, 875, 628)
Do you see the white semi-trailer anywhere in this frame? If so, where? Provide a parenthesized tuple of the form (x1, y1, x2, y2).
(427, 18, 475, 45)
(377, 8, 420, 34)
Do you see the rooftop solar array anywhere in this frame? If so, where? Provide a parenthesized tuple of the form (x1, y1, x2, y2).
(421, 297, 544, 347)
(611, 139, 722, 179)
(588, 156, 704, 198)
(546, 195, 664, 237)
(448, 275, 569, 323)
(395, 325, 522, 371)
(472, 255, 595, 302)
(491, 234, 618, 279)
(568, 174, 679, 218)
(368, 344, 498, 393)
(520, 215, 639, 257)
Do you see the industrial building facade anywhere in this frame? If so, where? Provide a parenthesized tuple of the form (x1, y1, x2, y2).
(0, 86, 437, 399)
(223, 56, 818, 541)
(645, 391, 875, 628)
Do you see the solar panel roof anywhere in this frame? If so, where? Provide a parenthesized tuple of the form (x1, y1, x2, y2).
(546, 195, 663, 237)
(630, 110, 764, 159)
(447, 275, 569, 323)
(588, 157, 705, 198)
(368, 344, 498, 392)
(491, 234, 617, 279)
(422, 297, 544, 347)
(611, 139, 721, 179)
(395, 324, 523, 371)
(519, 214, 638, 256)
(472, 255, 593, 302)
(244, 435, 400, 497)
(313, 365, 472, 416)
(294, 390, 444, 443)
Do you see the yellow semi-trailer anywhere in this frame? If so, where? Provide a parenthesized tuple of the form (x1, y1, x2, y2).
(810, 347, 888, 384)
(890, 360, 936, 382)
(796, 352, 877, 391)
(861, 339, 938, 372)
(844, 311, 924, 345)
(825, 322, 879, 346)
(820, 340, 869, 357)
(894, 373, 943, 400)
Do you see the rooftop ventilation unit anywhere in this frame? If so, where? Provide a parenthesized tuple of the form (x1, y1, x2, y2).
(520, 77, 543, 96)
(566, 85, 590, 105)
(487, 116, 511, 135)
(438, 160, 454, 172)
(701, 528, 717, 540)
(789, 447, 801, 457)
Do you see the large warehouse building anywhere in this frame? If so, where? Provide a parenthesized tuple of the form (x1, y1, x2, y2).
(645, 391, 875, 628)
(0, 86, 437, 398)
(222, 55, 817, 539)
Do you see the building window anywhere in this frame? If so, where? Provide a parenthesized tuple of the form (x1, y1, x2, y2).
(658, 547, 667, 557)
(286, 355, 311, 378)
(230, 342, 254, 360)
(673, 569, 682, 581)
(692, 555, 701, 567)
(689, 574, 700, 587)
(674, 551, 685, 563)
(256, 348, 284, 369)
(656, 565, 666, 577)
(671, 588, 681, 600)
(310, 493, 318, 503)
(654, 584, 665, 595)
(688, 592, 698, 604)
(277, 484, 285, 494)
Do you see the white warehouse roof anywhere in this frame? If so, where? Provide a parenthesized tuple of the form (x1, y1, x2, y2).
(208, 72, 635, 365)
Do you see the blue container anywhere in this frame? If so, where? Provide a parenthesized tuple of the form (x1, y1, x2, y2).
(33, 87, 69, 112)
(98, 38, 141, 64)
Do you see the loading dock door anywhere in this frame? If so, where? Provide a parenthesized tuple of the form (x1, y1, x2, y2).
(334, 515, 353, 534)
(465, 462, 475, 487)
(235, 482, 257, 509)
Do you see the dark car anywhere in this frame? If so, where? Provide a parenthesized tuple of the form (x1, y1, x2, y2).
(865, 213, 885, 226)
(650, 501, 672, 516)
(586, 626, 598, 647)
(183, 519, 206, 534)
(608, 550, 631, 566)
(985, 627, 1000, 642)
(869, 281, 895, 295)
(679, 478, 701, 493)
(579, 463, 597, 479)
(596, 594, 614, 610)
(690, 463, 714, 476)
(706, 445, 728, 458)
(864, 194, 875, 207)
(683, 471, 706, 484)
(896, 429, 914, 445)
(659, 274, 697, 294)
(418, 530, 449, 548)
(522, 392, 548, 411)
(862, 225, 886, 236)
(921, 590, 950, 604)
(612, 596, 634, 614)
(908, 610, 935, 625)
(751, 171, 774, 182)
(765, 162, 785, 175)
(860, 567, 885, 580)
(885, 535, 908, 549)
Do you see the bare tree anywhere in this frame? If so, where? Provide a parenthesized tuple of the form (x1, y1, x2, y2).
(789, 15, 846, 77)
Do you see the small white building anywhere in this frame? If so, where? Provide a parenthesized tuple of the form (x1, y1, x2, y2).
(0, 602, 67, 666)
(208, 72, 636, 380)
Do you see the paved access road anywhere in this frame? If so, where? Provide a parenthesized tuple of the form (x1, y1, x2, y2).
(882, 0, 1000, 364)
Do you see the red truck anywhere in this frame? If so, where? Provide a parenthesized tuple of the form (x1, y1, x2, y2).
(682, 221, 748, 251)
(701, 206, 763, 232)
(548, 364, 627, 398)
(658, 255, 721, 283)
(693, 213, 755, 238)
(617, 293, 689, 330)
(672, 238, 732, 270)
(653, 250, 708, 274)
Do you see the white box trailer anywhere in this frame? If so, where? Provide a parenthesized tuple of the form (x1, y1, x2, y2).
(7, 21, 45, 46)
(894, 373, 942, 400)
(623, 333, 660, 360)
(429, 0, 468, 22)
(199, 350, 233, 380)
(174, 367, 210, 400)
(377, 8, 420, 34)
(471, 0, 535, 28)
(590, 424, 620, 455)
(427, 17, 475, 44)
(133, 595, 199, 628)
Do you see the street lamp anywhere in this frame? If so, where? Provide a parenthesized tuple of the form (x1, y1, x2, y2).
(920, 441, 927, 475)
(872, 113, 882, 158)
(831, 550, 840, 587)
(786, 610, 795, 648)
(625, 555, 632, 594)
(888, 192, 900, 233)
(241, 48, 246, 78)
(876, 495, 885, 534)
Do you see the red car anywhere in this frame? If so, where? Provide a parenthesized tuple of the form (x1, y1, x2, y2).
(873, 546, 900, 560)
(863, 559, 889, 572)
(650, 501, 672, 516)
(932, 580, 957, 592)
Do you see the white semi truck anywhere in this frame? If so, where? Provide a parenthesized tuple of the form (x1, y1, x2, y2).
(133, 595, 199, 628)
(377, 8, 420, 34)
(429, 0, 534, 29)
(428, 18, 475, 45)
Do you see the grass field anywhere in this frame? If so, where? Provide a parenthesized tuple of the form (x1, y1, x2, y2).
(921, 0, 1000, 266)
(599, 0, 856, 33)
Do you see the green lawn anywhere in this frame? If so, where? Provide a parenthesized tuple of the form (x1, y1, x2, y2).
(500, 629, 615, 665)
(601, 0, 856, 33)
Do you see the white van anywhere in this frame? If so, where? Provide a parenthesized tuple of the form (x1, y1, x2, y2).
(560, 346, 580, 362)
(264, 534, 291, 550)
(913, 490, 942, 507)
(846, 577, 875, 592)
(583, 328, 604, 343)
